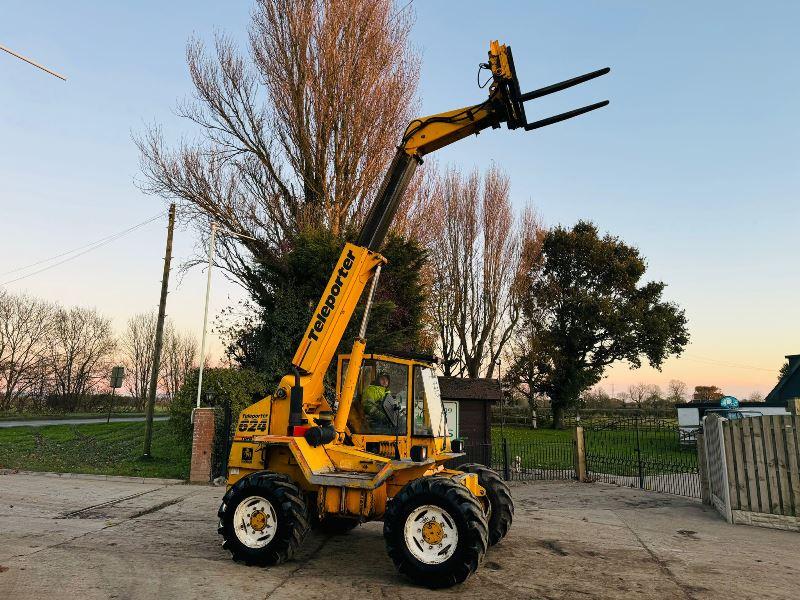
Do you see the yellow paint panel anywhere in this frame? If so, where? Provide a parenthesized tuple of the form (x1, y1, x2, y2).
(292, 243, 382, 375)
(319, 485, 386, 519)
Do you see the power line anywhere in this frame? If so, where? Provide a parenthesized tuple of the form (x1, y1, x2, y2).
(680, 353, 777, 373)
(1, 212, 165, 277)
(0, 43, 66, 81)
(0, 212, 165, 286)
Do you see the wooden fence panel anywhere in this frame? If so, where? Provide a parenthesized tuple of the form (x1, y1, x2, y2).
(786, 415, 800, 517)
(751, 418, 771, 513)
(729, 419, 746, 510)
(741, 418, 760, 512)
(704, 415, 731, 522)
(716, 415, 800, 519)
(724, 419, 740, 510)
(762, 417, 781, 514)
(772, 416, 791, 516)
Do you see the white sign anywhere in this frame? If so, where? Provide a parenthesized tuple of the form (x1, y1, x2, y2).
(443, 400, 459, 439)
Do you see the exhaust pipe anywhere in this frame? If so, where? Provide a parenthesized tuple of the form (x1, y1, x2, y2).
(288, 364, 304, 431)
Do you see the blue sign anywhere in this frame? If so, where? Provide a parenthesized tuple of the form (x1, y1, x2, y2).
(720, 395, 739, 409)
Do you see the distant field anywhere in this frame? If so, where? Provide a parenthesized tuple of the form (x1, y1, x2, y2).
(0, 408, 169, 421)
(0, 421, 190, 479)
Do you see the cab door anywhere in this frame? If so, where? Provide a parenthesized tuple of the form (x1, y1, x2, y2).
(337, 355, 412, 458)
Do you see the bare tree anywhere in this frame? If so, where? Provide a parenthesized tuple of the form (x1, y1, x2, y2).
(0, 292, 54, 411)
(625, 383, 646, 407)
(391, 161, 440, 247)
(626, 383, 663, 408)
(46, 307, 116, 409)
(428, 166, 543, 378)
(746, 391, 764, 402)
(667, 379, 688, 403)
(581, 387, 613, 409)
(120, 312, 157, 409)
(161, 323, 198, 401)
(137, 0, 419, 298)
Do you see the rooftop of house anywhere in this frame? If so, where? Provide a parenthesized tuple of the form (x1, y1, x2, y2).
(764, 353, 800, 404)
(438, 376, 502, 401)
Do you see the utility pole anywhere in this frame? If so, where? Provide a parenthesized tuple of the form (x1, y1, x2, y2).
(193, 223, 256, 409)
(143, 204, 175, 457)
(196, 222, 217, 408)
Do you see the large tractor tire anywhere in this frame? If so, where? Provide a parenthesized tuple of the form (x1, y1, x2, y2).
(457, 463, 514, 545)
(383, 476, 488, 588)
(218, 471, 309, 566)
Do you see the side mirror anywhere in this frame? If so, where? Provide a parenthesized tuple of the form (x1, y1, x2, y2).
(410, 445, 427, 462)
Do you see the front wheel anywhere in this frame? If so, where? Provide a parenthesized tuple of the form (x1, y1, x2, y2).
(383, 477, 488, 588)
(217, 471, 309, 566)
(457, 463, 514, 545)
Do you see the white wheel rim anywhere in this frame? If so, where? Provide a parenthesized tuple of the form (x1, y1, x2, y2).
(233, 495, 278, 549)
(403, 504, 459, 564)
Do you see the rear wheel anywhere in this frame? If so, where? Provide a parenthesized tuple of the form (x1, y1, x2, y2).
(457, 463, 514, 545)
(218, 471, 309, 566)
(383, 477, 488, 588)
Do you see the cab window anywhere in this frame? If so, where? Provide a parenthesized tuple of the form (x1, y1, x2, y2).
(413, 366, 430, 435)
(413, 365, 448, 437)
(342, 359, 409, 435)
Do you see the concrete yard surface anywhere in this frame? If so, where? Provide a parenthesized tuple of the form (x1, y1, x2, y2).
(0, 472, 797, 599)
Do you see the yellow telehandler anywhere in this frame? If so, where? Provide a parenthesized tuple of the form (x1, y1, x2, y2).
(218, 41, 609, 588)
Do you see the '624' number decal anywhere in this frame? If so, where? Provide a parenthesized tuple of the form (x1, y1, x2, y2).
(238, 418, 268, 432)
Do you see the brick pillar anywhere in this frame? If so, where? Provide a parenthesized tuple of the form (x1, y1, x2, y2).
(190, 407, 215, 484)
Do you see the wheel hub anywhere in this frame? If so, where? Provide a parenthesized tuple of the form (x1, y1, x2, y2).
(249, 510, 268, 532)
(233, 496, 278, 549)
(421, 520, 444, 544)
(403, 504, 459, 565)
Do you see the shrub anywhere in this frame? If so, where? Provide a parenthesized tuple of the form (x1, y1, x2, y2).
(170, 367, 268, 444)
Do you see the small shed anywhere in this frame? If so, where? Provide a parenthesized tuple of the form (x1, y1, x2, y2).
(438, 377, 501, 445)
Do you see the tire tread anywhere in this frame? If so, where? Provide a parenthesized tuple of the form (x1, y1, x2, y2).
(383, 476, 488, 588)
(457, 463, 514, 545)
(217, 471, 309, 566)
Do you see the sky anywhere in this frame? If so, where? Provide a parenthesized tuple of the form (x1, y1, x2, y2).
(2, 1, 798, 400)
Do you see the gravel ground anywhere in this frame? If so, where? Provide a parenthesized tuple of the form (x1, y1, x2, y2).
(0, 471, 797, 599)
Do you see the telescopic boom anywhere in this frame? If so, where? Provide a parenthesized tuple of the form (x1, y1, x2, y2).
(287, 41, 609, 433)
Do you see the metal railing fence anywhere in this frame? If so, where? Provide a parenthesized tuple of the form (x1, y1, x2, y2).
(584, 416, 700, 498)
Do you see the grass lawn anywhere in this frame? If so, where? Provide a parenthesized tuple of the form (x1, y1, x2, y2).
(492, 425, 573, 444)
(0, 420, 190, 479)
(488, 425, 697, 475)
(482, 426, 575, 471)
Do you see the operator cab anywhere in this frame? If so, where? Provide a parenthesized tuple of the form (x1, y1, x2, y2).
(336, 353, 450, 459)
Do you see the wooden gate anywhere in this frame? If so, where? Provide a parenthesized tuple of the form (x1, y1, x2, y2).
(702, 414, 732, 521)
